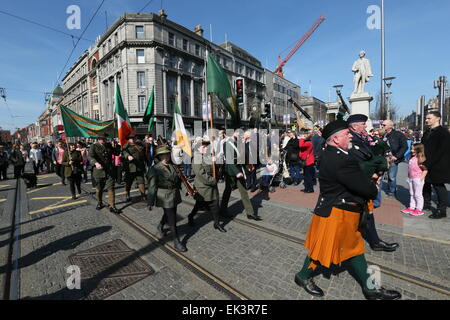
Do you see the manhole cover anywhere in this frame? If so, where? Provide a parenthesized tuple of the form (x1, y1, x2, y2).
(69, 239, 154, 300)
(131, 202, 148, 210)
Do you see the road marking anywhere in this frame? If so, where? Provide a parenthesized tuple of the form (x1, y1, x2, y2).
(29, 200, 88, 215)
(27, 182, 62, 194)
(0, 198, 6, 203)
(37, 174, 57, 179)
(31, 196, 72, 200)
(0, 184, 11, 189)
(109, 189, 139, 197)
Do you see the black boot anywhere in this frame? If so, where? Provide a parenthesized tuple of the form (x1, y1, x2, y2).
(96, 203, 104, 210)
(157, 222, 165, 237)
(188, 214, 195, 227)
(214, 223, 227, 233)
(370, 240, 399, 252)
(294, 275, 324, 297)
(363, 287, 401, 300)
(247, 214, 262, 221)
(174, 238, 187, 252)
(109, 206, 121, 214)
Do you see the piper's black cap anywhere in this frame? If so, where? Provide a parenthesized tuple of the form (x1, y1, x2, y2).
(322, 120, 349, 141)
(347, 114, 368, 124)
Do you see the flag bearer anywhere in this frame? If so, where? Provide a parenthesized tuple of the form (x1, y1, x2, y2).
(122, 134, 146, 202)
(90, 133, 121, 214)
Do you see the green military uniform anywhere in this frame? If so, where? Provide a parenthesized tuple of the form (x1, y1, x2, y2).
(147, 145, 186, 252)
(122, 140, 146, 201)
(188, 145, 225, 231)
(62, 150, 83, 177)
(147, 161, 182, 208)
(89, 138, 119, 212)
(62, 149, 83, 198)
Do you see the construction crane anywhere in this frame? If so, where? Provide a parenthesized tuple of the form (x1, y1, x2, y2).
(274, 15, 326, 78)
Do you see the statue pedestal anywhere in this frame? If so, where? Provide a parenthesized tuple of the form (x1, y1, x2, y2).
(349, 92, 374, 130)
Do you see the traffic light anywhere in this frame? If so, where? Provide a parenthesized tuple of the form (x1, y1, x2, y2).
(263, 103, 271, 119)
(235, 78, 244, 105)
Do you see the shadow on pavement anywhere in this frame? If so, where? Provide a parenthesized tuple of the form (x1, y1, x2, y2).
(0, 225, 54, 249)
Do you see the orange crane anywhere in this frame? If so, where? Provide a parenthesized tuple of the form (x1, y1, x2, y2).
(274, 15, 326, 78)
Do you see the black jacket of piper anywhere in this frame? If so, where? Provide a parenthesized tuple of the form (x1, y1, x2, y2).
(348, 130, 373, 161)
(313, 145, 378, 217)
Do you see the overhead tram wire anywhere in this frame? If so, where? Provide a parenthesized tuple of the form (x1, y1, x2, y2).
(137, 0, 156, 13)
(56, 0, 106, 84)
(0, 9, 94, 43)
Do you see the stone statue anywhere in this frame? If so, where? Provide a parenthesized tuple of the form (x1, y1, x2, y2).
(352, 51, 373, 94)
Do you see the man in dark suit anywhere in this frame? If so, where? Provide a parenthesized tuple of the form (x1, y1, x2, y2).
(295, 120, 401, 300)
(348, 114, 399, 252)
(421, 111, 450, 219)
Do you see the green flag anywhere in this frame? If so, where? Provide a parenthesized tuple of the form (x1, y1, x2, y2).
(60, 105, 116, 138)
(143, 86, 155, 132)
(206, 53, 241, 128)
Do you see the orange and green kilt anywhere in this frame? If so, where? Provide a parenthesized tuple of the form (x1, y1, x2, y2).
(304, 207, 365, 270)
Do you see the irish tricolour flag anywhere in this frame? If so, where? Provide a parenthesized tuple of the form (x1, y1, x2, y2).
(115, 82, 135, 146)
(173, 102, 192, 157)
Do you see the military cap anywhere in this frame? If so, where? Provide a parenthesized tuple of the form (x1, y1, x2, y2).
(126, 133, 136, 140)
(155, 145, 171, 156)
(97, 133, 109, 139)
(347, 114, 368, 124)
(322, 120, 349, 141)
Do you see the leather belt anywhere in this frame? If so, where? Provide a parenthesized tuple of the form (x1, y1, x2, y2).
(334, 202, 363, 213)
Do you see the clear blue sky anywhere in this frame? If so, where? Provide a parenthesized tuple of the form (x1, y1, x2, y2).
(1, 0, 449, 131)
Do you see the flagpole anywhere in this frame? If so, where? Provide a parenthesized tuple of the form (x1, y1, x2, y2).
(209, 93, 216, 178)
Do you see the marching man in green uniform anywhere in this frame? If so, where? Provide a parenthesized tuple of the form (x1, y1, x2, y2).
(122, 134, 146, 202)
(147, 145, 187, 252)
(90, 133, 121, 214)
(188, 137, 227, 232)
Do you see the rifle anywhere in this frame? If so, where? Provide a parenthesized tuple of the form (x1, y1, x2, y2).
(156, 135, 198, 197)
(288, 97, 314, 123)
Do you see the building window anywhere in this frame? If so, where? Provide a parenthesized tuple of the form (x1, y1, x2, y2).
(108, 39, 111, 51)
(169, 32, 175, 46)
(195, 44, 200, 56)
(136, 49, 145, 64)
(138, 95, 146, 112)
(115, 33, 118, 45)
(137, 71, 145, 88)
(93, 94, 99, 104)
(136, 26, 144, 39)
(183, 39, 188, 51)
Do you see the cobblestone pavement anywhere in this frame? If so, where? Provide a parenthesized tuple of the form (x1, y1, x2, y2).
(16, 173, 226, 300)
(6, 166, 450, 300)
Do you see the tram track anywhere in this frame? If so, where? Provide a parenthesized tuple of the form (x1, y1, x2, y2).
(81, 186, 249, 300)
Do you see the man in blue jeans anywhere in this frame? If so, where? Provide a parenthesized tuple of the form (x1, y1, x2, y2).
(382, 120, 408, 197)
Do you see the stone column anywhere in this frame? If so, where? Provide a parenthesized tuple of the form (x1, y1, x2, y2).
(190, 78, 195, 117)
(162, 70, 167, 114)
(177, 73, 182, 109)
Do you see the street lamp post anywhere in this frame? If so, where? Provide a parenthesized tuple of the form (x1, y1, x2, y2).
(434, 76, 447, 125)
(383, 77, 395, 120)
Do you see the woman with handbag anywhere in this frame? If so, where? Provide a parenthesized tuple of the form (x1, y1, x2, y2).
(299, 129, 315, 193)
(62, 143, 83, 200)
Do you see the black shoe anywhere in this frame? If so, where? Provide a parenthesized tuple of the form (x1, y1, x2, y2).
(174, 239, 187, 252)
(126, 196, 132, 203)
(250, 187, 258, 193)
(370, 240, 398, 252)
(363, 287, 401, 300)
(247, 214, 262, 221)
(429, 213, 445, 219)
(96, 203, 104, 210)
(157, 222, 165, 237)
(72, 195, 77, 200)
(294, 275, 324, 297)
(188, 215, 195, 227)
(423, 204, 432, 211)
(214, 223, 227, 233)
(109, 207, 121, 214)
